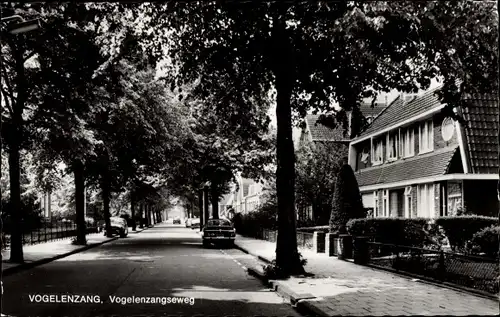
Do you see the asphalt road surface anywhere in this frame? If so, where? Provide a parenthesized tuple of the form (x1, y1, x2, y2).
(2, 224, 302, 317)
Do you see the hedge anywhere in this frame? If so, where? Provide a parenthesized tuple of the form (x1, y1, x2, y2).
(346, 217, 432, 247)
(434, 216, 497, 252)
(232, 210, 277, 238)
(470, 225, 500, 258)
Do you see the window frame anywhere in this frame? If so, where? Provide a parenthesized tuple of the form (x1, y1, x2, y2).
(382, 189, 389, 217)
(419, 120, 434, 154)
(373, 191, 379, 217)
(371, 138, 384, 165)
(387, 132, 398, 161)
(404, 186, 413, 218)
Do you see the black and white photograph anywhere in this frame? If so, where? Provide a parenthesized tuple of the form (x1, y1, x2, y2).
(1, 1, 499, 316)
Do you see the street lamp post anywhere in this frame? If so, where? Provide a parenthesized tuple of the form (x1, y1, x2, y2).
(1, 14, 41, 317)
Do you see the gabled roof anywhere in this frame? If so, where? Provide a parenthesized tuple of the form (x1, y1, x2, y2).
(357, 87, 443, 138)
(359, 102, 387, 117)
(460, 94, 499, 174)
(306, 103, 386, 142)
(306, 114, 350, 142)
(355, 146, 458, 187)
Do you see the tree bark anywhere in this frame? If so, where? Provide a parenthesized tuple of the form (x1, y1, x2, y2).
(210, 182, 219, 219)
(130, 190, 137, 231)
(8, 39, 28, 264)
(139, 202, 144, 229)
(74, 160, 86, 245)
(8, 139, 23, 263)
(198, 190, 204, 231)
(101, 171, 112, 238)
(272, 13, 304, 276)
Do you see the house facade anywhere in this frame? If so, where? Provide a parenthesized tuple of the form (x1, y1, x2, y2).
(222, 174, 265, 217)
(348, 88, 499, 218)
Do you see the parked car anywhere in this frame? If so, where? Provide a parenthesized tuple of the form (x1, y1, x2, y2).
(173, 217, 181, 224)
(191, 218, 200, 229)
(103, 217, 128, 237)
(202, 218, 236, 248)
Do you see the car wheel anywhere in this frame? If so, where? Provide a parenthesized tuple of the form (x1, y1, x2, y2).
(202, 240, 209, 248)
(227, 241, 234, 248)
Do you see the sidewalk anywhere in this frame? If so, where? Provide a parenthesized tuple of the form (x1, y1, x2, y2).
(234, 235, 499, 316)
(1, 226, 148, 276)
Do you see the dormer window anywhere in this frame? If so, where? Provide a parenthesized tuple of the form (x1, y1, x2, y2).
(401, 127, 415, 158)
(371, 138, 384, 165)
(419, 120, 434, 154)
(387, 132, 398, 161)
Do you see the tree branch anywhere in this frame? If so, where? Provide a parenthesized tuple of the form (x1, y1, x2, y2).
(0, 85, 14, 115)
(0, 60, 16, 104)
(23, 50, 37, 63)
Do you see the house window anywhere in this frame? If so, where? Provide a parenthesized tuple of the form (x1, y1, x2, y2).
(404, 186, 413, 218)
(382, 190, 389, 217)
(401, 128, 415, 157)
(419, 120, 434, 153)
(372, 138, 384, 164)
(374, 191, 379, 217)
(387, 132, 398, 160)
(417, 183, 435, 218)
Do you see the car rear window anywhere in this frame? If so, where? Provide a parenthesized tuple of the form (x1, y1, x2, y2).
(207, 219, 231, 226)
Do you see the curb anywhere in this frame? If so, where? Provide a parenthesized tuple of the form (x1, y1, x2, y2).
(233, 242, 272, 264)
(238, 245, 328, 317)
(2, 237, 119, 277)
(270, 281, 316, 306)
(295, 299, 331, 317)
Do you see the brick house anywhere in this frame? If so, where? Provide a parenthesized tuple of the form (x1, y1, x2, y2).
(348, 87, 499, 218)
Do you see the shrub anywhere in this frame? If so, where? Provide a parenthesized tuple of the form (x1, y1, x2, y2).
(470, 225, 500, 258)
(329, 164, 365, 234)
(434, 216, 497, 252)
(346, 217, 432, 247)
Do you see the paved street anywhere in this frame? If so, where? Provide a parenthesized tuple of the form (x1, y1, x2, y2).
(2, 224, 301, 317)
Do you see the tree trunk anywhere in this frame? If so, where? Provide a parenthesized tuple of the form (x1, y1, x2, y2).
(199, 190, 204, 231)
(272, 14, 304, 276)
(139, 202, 144, 229)
(101, 172, 112, 238)
(152, 207, 157, 224)
(210, 182, 219, 219)
(130, 190, 137, 231)
(8, 139, 23, 263)
(203, 186, 210, 226)
(8, 40, 28, 264)
(74, 160, 86, 245)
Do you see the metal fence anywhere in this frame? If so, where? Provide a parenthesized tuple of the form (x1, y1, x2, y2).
(2, 221, 99, 250)
(367, 242, 499, 295)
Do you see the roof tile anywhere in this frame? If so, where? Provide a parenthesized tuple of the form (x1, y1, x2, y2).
(355, 146, 458, 187)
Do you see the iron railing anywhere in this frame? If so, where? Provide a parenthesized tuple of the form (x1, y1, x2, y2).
(1, 221, 99, 249)
(367, 242, 499, 295)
